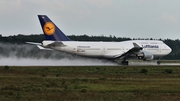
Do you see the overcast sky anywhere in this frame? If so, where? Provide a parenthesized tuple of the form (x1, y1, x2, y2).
(0, 0, 180, 39)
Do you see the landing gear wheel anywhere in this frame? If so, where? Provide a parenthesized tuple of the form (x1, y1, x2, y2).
(157, 57, 161, 65)
(157, 61, 161, 65)
(121, 61, 129, 65)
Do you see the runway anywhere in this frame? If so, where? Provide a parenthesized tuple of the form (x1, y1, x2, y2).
(128, 62, 180, 66)
(0, 57, 180, 66)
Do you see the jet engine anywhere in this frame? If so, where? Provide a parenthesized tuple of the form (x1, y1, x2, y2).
(136, 50, 154, 60)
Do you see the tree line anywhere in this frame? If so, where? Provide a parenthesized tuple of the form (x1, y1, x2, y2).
(0, 34, 179, 60)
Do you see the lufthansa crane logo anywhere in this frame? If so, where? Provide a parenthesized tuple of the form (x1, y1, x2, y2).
(43, 22, 55, 35)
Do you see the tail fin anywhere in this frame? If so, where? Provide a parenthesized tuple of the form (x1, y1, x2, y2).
(38, 15, 71, 41)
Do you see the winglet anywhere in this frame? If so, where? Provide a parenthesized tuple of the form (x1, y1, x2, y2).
(133, 43, 143, 50)
(133, 43, 140, 47)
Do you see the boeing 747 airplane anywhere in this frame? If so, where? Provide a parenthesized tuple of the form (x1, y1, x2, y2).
(27, 15, 172, 65)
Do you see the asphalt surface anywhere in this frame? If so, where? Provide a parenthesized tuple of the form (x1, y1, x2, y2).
(0, 58, 180, 66)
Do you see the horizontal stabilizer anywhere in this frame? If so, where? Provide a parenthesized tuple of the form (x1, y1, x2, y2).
(26, 42, 41, 45)
(37, 45, 53, 50)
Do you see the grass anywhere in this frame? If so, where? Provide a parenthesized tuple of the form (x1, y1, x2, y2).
(0, 66, 180, 101)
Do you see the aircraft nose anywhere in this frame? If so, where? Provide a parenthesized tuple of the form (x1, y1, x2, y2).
(167, 46, 172, 54)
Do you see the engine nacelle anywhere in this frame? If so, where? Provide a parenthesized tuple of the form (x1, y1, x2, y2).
(136, 50, 154, 60)
(42, 40, 55, 47)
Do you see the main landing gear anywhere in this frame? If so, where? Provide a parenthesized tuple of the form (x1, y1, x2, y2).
(157, 61, 161, 65)
(157, 57, 161, 65)
(121, 59, 129, 65)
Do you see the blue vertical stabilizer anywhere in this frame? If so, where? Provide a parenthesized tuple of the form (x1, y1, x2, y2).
(38, 15, 71, 41)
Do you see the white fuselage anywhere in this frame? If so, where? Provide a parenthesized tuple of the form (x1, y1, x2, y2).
(48, 40, 171, 59)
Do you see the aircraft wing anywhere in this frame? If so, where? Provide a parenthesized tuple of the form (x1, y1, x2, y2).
(114, 43, 143, 59)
